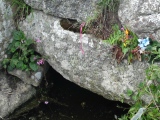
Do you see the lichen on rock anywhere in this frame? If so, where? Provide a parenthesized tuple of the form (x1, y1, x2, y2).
(118, 0, 160, 41)
(19, 10, 150, 104)
(0, 0, 15, 69)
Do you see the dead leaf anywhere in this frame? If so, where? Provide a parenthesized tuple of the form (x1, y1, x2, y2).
(112, 45, 124, 63)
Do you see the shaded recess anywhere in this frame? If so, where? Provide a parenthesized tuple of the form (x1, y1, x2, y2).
(8, 67, 130, 120)
(60, 0, 121, 40)
(60, 18, 81, 33)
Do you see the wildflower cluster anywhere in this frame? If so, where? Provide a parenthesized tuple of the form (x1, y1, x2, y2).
(121, 64, 160, 120)
(105, 24, 160, 120)
(37, 59, 45, 65)
(105, 24, 159, 63)
(2, 30, 44, 72)
(104, 24, 138, 63)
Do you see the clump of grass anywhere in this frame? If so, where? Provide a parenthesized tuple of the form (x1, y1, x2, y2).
(85, 0, 120, 40)
(7, 0, 32, 25)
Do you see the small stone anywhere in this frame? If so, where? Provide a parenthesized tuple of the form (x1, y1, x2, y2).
(34, 72, 42, 80)
(31, 76, 34, 80)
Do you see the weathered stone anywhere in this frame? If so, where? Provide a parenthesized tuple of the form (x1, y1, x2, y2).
(0, 71, 36, 118)
(0, 0, 15, 69)
(23, 0, 99, 22)
(19, 10, 151, 104)
(118, 0, 160, 40)
(8, 62, 49, 86)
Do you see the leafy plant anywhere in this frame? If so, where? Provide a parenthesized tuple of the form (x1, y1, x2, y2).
(104, 24, 139, 63)
(2, 30, 43, 71)
(97, 0, 119, 12)
(104, 24, 123, 45)
(84, 0, 120, 39)
(145, 40, 160, 63)
(120, 64, 160, 120)
(7, 0, 32, 23)
(104, 24, 160, 120)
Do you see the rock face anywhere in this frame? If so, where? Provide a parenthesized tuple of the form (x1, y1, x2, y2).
(0, 0, 49, 87)
(8, 69, 43, 87)
(0, 1, 41, 118)
(23, 0, 99, 22)
(118, 0, 160, 40)
(8, 63, 47, 87)
(19, 10, 151, 104)
(0, 0, 15, 69)
(0, 71, 36, 118)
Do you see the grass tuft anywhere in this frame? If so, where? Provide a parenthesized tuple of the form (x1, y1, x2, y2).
(85, 0, 120, 40)
(7, 0, 32, 27)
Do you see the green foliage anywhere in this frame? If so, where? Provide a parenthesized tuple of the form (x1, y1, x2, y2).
(7, 0, 32, 23)
(104, 24, 138, 63)
(2, 30, 41, 71)
(104, 25, 160, 120)
(119, 64, 160, 120)
(104, 24, 123, 45)
(86, 0, 119, 24)
(84, 0, 120, 40)
(97, 0, 119, 12)
(145, 40, 160, 63)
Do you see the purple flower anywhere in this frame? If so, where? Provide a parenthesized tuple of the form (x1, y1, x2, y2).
(37, 59, 44, 65)
(44, 101, 49, 104)
(35, 38, 41, 43)
(121, 27, 124, 31)
(33, 56, 37, 60)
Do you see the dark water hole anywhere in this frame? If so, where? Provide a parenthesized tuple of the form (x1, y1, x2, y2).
(10, 67, 129, 120)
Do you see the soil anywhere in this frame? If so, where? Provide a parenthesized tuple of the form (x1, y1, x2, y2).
(8, 67, 130, 120)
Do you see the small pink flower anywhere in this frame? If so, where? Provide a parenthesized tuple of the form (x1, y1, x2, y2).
(44, 101, 49, 104)
(121, 27, 124, 31)
(35, 38, 41, 43)
(33, 56, 37, 60)
(37, 59, 44, 65)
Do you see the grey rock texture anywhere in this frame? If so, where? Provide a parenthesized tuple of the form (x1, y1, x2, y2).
(118, 0, 160, 40)
(8, 62, 49, 86)
(0, 0, 15, 69)
(0, 1, 36, 118)
(19, 10, 152, 104)
(24, 0, 99, 22)
(0, 71, 36, 118)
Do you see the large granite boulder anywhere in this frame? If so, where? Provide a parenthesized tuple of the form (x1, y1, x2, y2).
(23, 0, 99, 22)
(0, 0, 15, 69)
(0, 71, 36, 118)
(118, 0, 160, 40)
(19, 10, 151, 104)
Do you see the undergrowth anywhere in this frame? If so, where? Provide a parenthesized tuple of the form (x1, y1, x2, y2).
(2, 30, 44, 72)
(7, 0, 32, 26)
(120, 64, 160, 120)
(85, 0, 120, 39)
(2, 1, 40, 72)
(104, 25, 160, 120)
(85, 1, 160, 119)
(103, 25, 139, 63)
